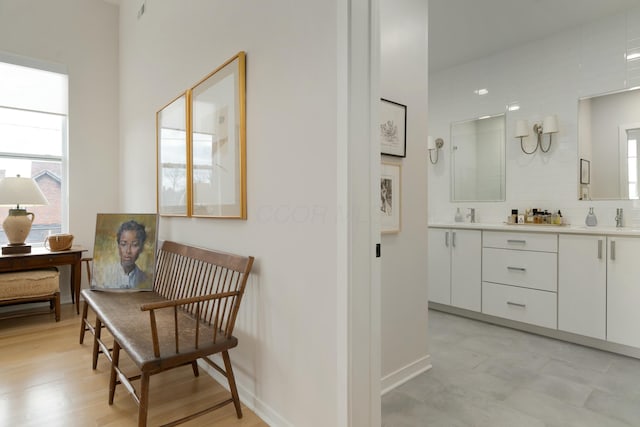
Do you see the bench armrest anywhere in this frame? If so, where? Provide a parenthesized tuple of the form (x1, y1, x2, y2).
(139, 290, 238, 311)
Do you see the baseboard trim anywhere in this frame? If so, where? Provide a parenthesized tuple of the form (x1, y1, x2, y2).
(429, 302, 640, 360)
(380, 354, 432, 395)
(198, 355, 292, 427)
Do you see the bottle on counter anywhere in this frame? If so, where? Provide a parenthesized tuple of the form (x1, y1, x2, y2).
(455, 208, 463, 222)
(585, 207, 598, 227)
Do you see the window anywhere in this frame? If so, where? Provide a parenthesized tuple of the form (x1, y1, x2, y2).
(0, 58, 68, 245)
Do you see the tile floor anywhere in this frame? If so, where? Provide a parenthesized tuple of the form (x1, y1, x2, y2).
(382, 310, 640, 426)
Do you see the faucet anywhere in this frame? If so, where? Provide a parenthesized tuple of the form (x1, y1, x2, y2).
(467, 208, 476, 223)
(615, 208, 623, 228)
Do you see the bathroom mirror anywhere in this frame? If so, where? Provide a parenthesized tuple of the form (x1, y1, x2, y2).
(578, 88, 640, 200)
(451, 113, 505, 201)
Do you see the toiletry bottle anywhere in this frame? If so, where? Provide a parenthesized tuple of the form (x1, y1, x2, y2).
(455, 208, 463, 222)
(510, 209, 518, 224)
(585, 207, 597, 227)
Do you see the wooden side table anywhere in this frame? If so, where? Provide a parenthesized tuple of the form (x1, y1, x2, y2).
(0, 245, 86, 314)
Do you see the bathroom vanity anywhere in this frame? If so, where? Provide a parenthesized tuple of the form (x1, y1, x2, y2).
(428, 223, 640, 358)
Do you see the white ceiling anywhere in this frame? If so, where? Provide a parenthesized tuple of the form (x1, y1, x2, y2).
(429, 0, 640, 72)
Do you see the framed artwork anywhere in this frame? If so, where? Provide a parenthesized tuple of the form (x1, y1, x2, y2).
(580, 158, 590, 184)
(379, 98, 407, 157)
(157, 92, 189, 216)
(91, 213, 158, 291)
(191, 52, 247, 218)
(381, 162, 401, 233)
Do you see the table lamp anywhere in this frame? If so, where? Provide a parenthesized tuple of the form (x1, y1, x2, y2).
(0, 175, 48, 254)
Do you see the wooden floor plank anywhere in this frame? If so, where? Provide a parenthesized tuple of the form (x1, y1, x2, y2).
(0, 304, 268, 427)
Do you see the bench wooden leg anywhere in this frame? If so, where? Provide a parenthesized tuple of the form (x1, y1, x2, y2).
(109, 340, 120, 405)
(79, 301, 89, 344)
(53, 291, 60, 322)
(222, 350, 243, 419)
(191, 361, 199, 377)
(138, 371, 150, 427)
(92, 317, 103, 370)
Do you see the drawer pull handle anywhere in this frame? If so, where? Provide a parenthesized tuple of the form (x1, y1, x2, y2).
(598, 239, 603, 259)
(445, 232, 449, 247)
(507, 239, 526, 244)
(611, 240, 616, 261)
(507, 301, 526, 308)
(507, 266, 526, 272)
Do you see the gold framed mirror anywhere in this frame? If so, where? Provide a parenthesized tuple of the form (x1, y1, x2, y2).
(157, 92, 189, 216)
(190, 52, 247, 218)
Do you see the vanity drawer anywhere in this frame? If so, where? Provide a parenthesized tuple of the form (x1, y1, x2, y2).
(483, 248, 557, 292)
(482, 282, 557, 329)
(483, 231, 557, 253)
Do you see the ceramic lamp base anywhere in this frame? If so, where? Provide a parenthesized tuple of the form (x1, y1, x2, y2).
(2, 208, 36, 247)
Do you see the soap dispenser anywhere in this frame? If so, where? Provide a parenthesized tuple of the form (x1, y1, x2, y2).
(454, 208, 463, 222)
(585, 207, 598, 227)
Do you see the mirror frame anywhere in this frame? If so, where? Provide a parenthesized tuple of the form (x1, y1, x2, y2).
(156, 91, 190, 216)
(190, 52, 247, 219)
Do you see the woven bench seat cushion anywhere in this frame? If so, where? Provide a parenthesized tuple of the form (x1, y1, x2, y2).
(0, 269, 60, 301)
(82, 289, 238, 372)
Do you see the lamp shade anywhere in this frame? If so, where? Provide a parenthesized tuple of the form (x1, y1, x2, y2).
(514, 120, 529, 138)
(542, 115, 558, 134)
(0, 175, 48, 207)
(427, 136, 436, 150)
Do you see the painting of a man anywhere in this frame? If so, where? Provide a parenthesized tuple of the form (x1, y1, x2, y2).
(91, 214, 158, 291)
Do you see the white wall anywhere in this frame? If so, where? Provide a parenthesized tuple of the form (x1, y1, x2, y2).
(116, 1, 351, 426)
(380, 0, 430, 391)
(429, 6, 640, 227)
(0, 0, 120, 301)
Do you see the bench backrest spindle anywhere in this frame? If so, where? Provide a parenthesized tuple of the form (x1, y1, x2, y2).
(151, 241, 254, 347)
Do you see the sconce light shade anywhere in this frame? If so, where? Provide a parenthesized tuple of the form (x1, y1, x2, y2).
(427, 136, 436, 150)
(515, 120, 529, 138)
(542, 115, 558, 134)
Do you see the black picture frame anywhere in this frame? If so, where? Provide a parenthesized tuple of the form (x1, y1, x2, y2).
(580, 158, 590, 184)
(379, 98, 407, 157)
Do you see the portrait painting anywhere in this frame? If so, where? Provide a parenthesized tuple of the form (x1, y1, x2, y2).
(91, 213, 158, 291)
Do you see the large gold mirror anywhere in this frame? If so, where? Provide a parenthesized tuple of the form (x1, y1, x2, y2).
(191, 52, 246, 218)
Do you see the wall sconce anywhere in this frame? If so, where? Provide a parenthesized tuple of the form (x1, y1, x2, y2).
(428, 136, 444, 164)
(514, 115, 558, 154)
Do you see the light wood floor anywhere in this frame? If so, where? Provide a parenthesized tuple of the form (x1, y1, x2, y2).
(0, 303, 268, 427)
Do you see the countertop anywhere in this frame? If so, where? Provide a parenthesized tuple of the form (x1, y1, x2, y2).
(428, 222, 640, 237)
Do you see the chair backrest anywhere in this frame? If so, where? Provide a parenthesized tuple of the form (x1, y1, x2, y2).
(153, 240, 254, 338)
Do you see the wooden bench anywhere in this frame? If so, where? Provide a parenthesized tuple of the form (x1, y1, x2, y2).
(78, 240, 254, 427)
(0, 269, 60, 321)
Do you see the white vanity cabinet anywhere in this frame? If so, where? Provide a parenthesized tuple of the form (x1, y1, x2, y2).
(481, 231, 558, 329)
(427, 228, 481, 311)
(607, 236, 640, 348)
(558, 234, 606, 340)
